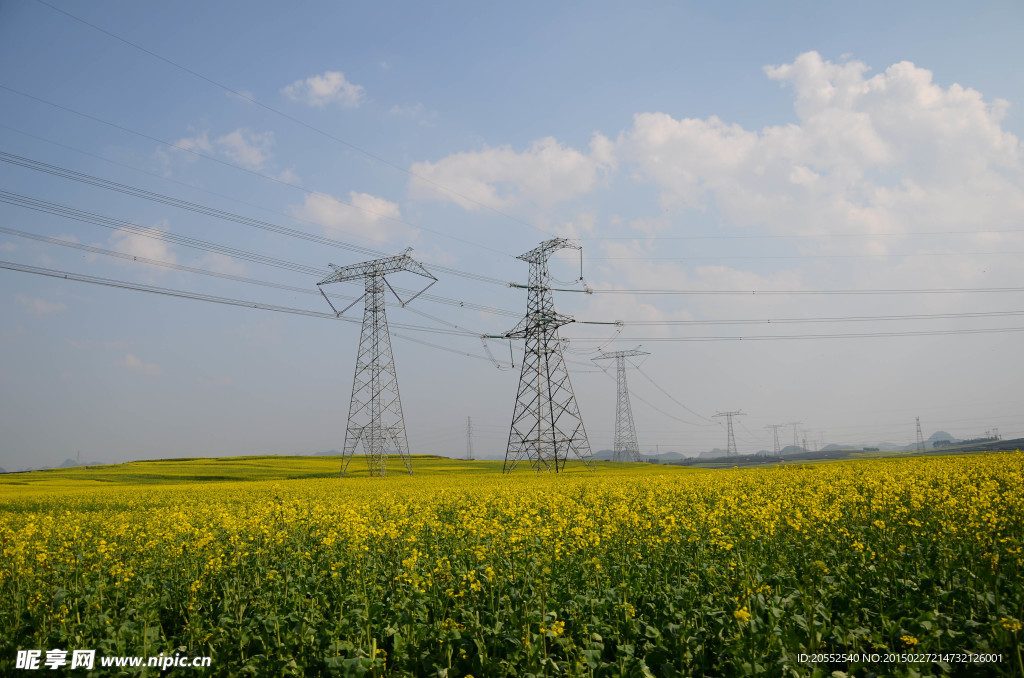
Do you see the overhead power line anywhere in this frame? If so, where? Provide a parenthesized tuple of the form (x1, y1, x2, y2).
(588, 251, 1024, 261)
(0, 84, 512, 258)
(579, 229, 1024, 241)
(391, 332, 509, 366)
(0, 224, 357, 300)
(587, 286, 1024, 296)
(1, 190, 319, 274)
(594, 361, 709, 427)
(1, 259, 346, 321)
(566, 327, 1024, 341)
(0, 259, 495, 346)
(0, 223, 491, 341)
(0, 151, 508, 286)
(0, 193, 521, 317)
(601, 309, 1024, 326)
(32, 0, 555, 239)
(10, 210, 1024, 337)
(633, 366, 718, 424)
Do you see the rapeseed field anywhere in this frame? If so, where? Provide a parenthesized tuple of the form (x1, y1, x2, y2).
(0, 454, 1021, 676)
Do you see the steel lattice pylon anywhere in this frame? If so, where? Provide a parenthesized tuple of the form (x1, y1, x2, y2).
(503, 238, 594, 473)
(765, 423, 784, 456)
(713, 410, 744, 456)
(318, 250, 436, 477)
(592, 348, 648, 461)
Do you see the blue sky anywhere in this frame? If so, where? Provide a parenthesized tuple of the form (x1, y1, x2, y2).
(2, 1, 1023, 470)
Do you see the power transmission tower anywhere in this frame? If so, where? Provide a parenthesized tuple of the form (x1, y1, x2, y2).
(466, 417, 474, 461)
(318, 249, 437, 477)
(915, 416, 925, 451)
(764, 424, 784, 456)
(713, 410, 745, 456)
(787, 421, 803, 452)
(502, 238, 594, 473)
(592, 348, 649, 461)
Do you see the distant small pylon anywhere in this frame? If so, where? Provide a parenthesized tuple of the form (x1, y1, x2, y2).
(916, 416, 925, 451)
(713, 410, 745, 456)
(466, 417, 474, 461)
(787, 421, 803, 451)
(592, 348, 649, 462)
(764, 424, 784, 456)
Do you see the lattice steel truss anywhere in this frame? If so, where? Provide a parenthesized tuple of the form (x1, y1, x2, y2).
(318, 249, 436, 477)
(503, 238, 594, 473)
(713, 410, 745, 456)
(592, 348, 648, 461)
(765, 423, 784, 456)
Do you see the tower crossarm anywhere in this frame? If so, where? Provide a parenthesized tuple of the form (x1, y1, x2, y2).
(503, 311, 576, 338)
(318, 249, 437, 312)
(592, 348, 649, 361)
(516, 238, 580, 264)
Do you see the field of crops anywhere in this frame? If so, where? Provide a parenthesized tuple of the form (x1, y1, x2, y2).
(1, 453, 1022, 676)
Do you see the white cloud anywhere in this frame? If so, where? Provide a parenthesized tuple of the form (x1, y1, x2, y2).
(389, 103, 424, 117)
(200, 252, 246, 276)
(277, 167, 300, 184)
(119, 354, 161, 376)
(620, 51, 1024, 255)
(163, 127, 279, 174)
(109, 226, 177, 266)
(388, 103, 436, 127)
(409, 133, 617, 210)
(290, 191, 412, 244)
(535, 212, 599, 240)
(16, 294, 66, 316)
(412, 246, 458, 267)
(216, 129, 274, 171)
(173, 130, 212, 155)
(282, 71, 365, 108)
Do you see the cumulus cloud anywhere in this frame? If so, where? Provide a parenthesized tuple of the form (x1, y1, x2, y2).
(165, 128, 279, 174)
(277, 167, 301, 184)
(215, 129, 274, 171)
(173, 130, 212, 155)
(290, 191, 412, 244)
(109, 226, 177, 266)
(388, 103, 437, 127)
(200, 252, 246, 276)
(389, 103, 424, 117)
(620, 51, 1024, 255)
(119, 354, 161, 376)
(409, 133, 617, 210)
(282, 71, 365, 108)
(16, 294, 66, 316)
